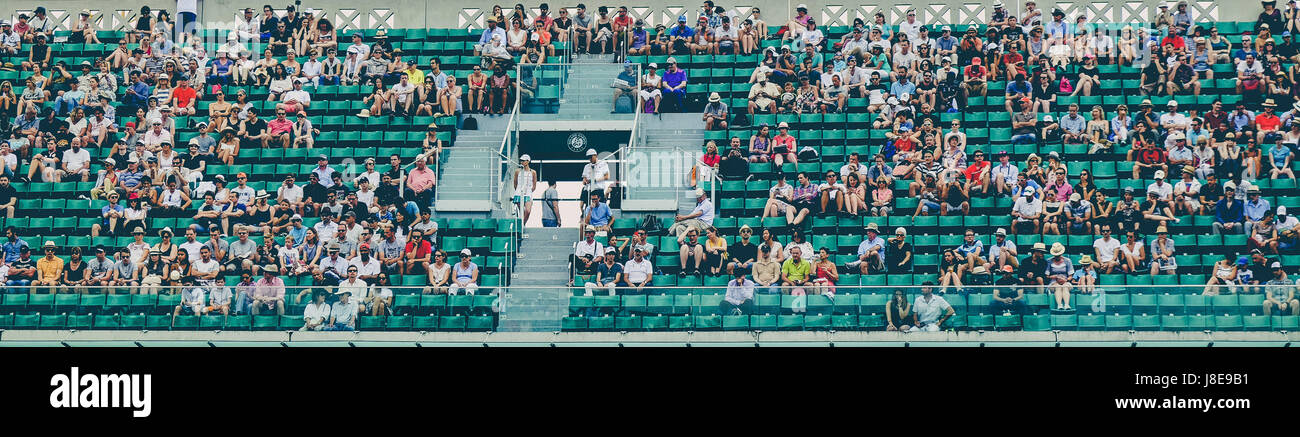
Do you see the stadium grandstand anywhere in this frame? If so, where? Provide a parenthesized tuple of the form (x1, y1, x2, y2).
(0, 0, 1299, 347)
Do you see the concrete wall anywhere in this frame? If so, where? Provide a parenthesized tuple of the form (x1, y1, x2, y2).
(9, 1, 1255, 31)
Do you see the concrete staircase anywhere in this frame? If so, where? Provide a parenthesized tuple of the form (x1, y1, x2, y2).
(496, 226, 573, 332)
(553, 53, 625, 121)
(623, 113, 704, 212)
(435, 115, 508, 212)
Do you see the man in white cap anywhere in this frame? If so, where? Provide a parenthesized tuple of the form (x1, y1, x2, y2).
(1011, 185, 1043, 234)
(580, 148, 611, 203)
(0, 21, 20, 55)
(584, 247, 622, 296)
(670, 188, 715, 244)
(1276, 206, 1300, 251)
(985, 227, 1019, 272)
(702, 92, 728, 130)
(1147, 170, 1173, 201)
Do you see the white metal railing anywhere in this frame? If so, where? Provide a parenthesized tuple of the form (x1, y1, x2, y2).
(619, 64, 644, 207)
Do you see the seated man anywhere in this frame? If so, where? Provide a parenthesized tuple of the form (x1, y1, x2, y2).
(573, 228, 603, 275)
(584, 247, 622, 296)
(171, 277, 205, 325)
(1263, 262, 1299, 315)
(702, 92, 728, 130)
(581, 193, 613, 236)
(848, 223, 886, 274)
(780, 246, 813, 294)
(719, 270, 755, 315)
(909, 283, 955, 332)
(988, 268, 1028, 314)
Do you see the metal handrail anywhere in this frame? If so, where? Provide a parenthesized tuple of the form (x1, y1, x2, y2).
(619, 64, 643, 207)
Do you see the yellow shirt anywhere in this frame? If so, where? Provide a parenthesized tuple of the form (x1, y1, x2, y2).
(37, 255, 64, 282)
(781, 258, 811, 282)
(406, 67, 425, 86)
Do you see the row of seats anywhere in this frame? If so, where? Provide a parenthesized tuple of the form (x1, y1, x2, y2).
(0, 293, 500, 316)
(560, 313, 1300, 331)
(0, 313, 495, 331)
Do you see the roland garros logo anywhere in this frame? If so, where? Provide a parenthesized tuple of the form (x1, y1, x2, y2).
(567, 132, 588, 153)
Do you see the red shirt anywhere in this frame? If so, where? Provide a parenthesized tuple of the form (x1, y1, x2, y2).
(1160, 36, 1185, 51)
(404, 239, 432, 259)
(1257, 113, 1281, 132)
(773, 134, 797, 152)
(963, 160, 990, 182)
(171, 86, 197, 107)
(267, 118, 293, 135)
(700, 153, 720, 167)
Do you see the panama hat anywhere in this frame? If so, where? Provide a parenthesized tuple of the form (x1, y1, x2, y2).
(1049, 242, 1066, 256)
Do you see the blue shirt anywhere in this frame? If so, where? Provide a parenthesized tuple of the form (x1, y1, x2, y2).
(128, 81, 150, 100)
(287, 225, 308, 246)
(2, 238, 27, 263)
(585, 202, 612, 227)
(690, 198, 715, 225)
(1215, 198, 1245, 224)
(1270, 145, 1291, 167)
(1244, 198, 1272, 221)
(890, 80, 916, 98)
(1005, 80, 1032, 96)
(1060, 114, 1086, 134)
(856, 236, 886, 257)
(100, 204, 125, 224)
(669, 24, 695, 38)
(955, 240, 983, 257)
(119, 170, 143, 189)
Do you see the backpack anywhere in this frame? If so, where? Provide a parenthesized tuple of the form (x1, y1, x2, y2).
(640, 214, 664, 234)
(462, 115, 478, 130)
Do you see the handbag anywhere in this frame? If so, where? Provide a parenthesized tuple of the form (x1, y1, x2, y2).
(1058, 76, 1073, 94)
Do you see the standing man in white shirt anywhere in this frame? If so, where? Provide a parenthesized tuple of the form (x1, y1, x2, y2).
(580, 148, 612, 204)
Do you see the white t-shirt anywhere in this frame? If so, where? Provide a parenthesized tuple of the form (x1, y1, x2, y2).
(62, 148, 91, 173)
(1092, 237, 1122, 263)
(192, 258, 220, 280)
(623, 259, 653, 284)
(278, 184, 303, 203)
(179, 240, 205, 260)
(391, 82, 415, 103)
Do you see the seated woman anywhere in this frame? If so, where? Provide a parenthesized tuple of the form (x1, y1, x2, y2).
(1203, 253, 1239, 296)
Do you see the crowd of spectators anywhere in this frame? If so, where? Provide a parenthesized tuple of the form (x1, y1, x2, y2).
(563, 1, 1300, 323)
(0, 3, 535, 330)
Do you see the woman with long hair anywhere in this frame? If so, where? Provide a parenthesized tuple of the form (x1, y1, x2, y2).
(937, 249, 963, 292)
(885, 289, 912, 331)
(362, 77, 390, 116)
(217, 128, 239, 165)
(844, 173, 867, 216)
